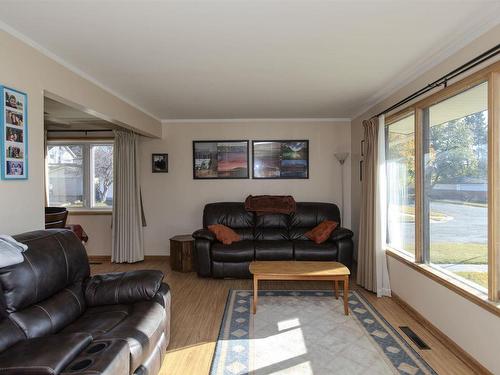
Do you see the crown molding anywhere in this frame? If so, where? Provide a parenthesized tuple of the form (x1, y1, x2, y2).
(161, 117, 351, 124)
(0, 21, 161, 122)
(351, 10, 500, 121)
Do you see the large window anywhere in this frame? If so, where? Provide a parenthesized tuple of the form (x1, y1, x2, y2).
(423, 82, 488, 291)
(48, 142, 113, 210)
(383, 63, 500, 308)
(386, 114, 415, 255)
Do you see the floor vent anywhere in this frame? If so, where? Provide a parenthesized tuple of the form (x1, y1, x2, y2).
(399, 326, 431, 350)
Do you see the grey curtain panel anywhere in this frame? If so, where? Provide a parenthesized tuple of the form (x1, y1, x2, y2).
(112, 130, 144, 263)
(357, 115, 391, 296)
(357, 117, 379, 291)
(44, 130, 49, 206)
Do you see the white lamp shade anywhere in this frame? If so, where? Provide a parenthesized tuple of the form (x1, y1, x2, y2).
(334, 152, 349, 165)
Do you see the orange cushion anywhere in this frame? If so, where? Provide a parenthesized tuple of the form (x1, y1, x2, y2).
(208, 224, 241, 245)
(305, 220, 338, 244)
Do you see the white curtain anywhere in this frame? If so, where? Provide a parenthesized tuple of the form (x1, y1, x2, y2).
(387, 158, 410, 251)
(112, 130, 144, 263)
(375, 114, 391, 297)
(44, 130, 49, 206)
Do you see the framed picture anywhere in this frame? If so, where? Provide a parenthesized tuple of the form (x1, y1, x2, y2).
(1, 86, 27, 180)
(152, 153, 168, 173)
(193, 140, 249, 179)
(252, 140, 309, 179)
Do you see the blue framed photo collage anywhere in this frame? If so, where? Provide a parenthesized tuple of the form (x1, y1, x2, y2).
(0, 85, 28, 180)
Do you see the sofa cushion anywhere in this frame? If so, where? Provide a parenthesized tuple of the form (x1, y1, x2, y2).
(288, 227, 309, 241)
(255, 240, 293, 260)
(2, 230, 89, 313)
(9, 282, 86, 339)
(203, 203, 254, 240)
(290, 203, 340, 229)
(0, 333, 92, 375)
(254, 214, 289, 240)
(294, 241, 338, 261)
(208, 224, 241, 245)
(212, 240, 255, 262)
(62, 304, 130, 338)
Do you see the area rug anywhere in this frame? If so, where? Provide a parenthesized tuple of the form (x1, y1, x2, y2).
(210, 290, 436, 375)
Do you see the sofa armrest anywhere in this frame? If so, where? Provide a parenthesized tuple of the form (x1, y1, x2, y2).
(192, 237, 213, 277)
(85, 270, 164, 307)
(336, 237, 354, 270)
(330, 227, 354, 242)
(192, 228, 215, 242)
(0, 333, 92, 375)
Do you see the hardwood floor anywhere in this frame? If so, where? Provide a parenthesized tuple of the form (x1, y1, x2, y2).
(90, 259, 479, 375)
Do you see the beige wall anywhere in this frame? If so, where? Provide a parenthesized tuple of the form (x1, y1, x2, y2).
(67, 214, 112, 256)
(350, 24, 500, 373)
(140, 120, 351, 255)
(0, 30, 161, 235)
(388, 257, 500, 374)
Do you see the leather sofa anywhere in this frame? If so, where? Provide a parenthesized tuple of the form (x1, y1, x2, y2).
(0, 229, 171, 375)
(192, 202, 354, 278)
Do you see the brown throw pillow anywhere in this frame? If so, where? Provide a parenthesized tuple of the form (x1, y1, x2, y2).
(208, 224, 241, 245)
(305, 220, 338, 244)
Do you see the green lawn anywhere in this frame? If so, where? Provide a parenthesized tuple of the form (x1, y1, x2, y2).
(430, 243, 487, 264)
(401, 242, 487, 288)
(455, 272, 488, 288)
(403, 242, 487, 264)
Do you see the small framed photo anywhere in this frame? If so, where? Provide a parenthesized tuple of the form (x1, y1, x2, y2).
(152, 153, 168, 173)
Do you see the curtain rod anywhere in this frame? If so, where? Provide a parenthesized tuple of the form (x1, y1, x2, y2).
(376, 43, 500, 118)
(46, 129, 112, 133)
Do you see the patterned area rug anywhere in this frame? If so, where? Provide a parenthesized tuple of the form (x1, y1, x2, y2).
(210, 290, 436, 375)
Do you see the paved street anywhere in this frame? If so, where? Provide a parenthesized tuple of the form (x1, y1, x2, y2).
(430, 201, 487, 244)
(401, 201, 487, 244)
(398, 201, 487, 272)
(439, 264, 487, 272)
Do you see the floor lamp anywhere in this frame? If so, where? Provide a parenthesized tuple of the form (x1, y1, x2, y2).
(334, 152, 349, 223)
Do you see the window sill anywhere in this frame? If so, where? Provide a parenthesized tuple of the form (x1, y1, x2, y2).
(68, 210, 112, 216)
(385, 248, 500, 318)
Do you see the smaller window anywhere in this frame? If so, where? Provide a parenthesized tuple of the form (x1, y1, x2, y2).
(47, 142, 113, 210)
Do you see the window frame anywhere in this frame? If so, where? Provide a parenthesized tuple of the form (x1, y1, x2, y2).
(47, 139, 114, 212)
(383, 60, 500, 306)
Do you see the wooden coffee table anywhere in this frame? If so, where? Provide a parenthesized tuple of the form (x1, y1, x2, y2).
(249, 261, 350, 315)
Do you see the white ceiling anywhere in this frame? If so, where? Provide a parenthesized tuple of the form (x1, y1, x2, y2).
(0, 0, 499, 120)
